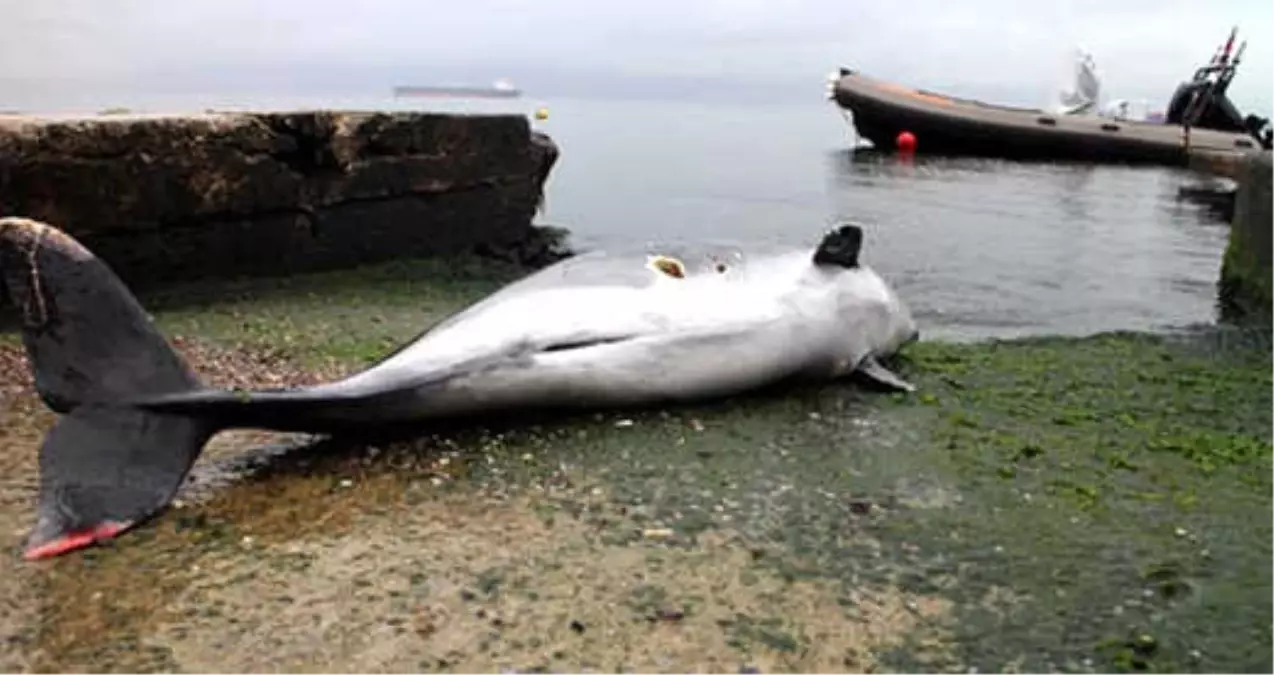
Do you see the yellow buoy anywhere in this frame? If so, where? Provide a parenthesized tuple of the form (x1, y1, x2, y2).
(534, 107, 549, 121)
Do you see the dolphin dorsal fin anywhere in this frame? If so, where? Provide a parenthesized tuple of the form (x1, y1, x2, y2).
(812, 224, 864, 269)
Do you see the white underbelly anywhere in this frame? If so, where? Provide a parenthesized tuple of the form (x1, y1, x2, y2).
(414, 320, 841, 417)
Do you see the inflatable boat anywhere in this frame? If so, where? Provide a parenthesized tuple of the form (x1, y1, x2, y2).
(827, 30, 1271, 164)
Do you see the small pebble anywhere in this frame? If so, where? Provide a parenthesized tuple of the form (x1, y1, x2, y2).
(522, 453, 534, 461)
(1174, 527, 1188, 538)
(808, 412, 821, 421)
(339, 479, 353, 488)
(1189, 649, 1202, 661)
(241, 536, 254, 546)
(91, 591, 103, 601)
(614, 419, 634, 428)
(655, 608, 685, 622)
(690, 419, 705, 432)
(643, 528, 674, 540)
(569, 619, 586, 634)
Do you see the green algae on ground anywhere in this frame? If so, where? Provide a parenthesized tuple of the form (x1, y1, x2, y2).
(144, 254, 528, 368)
(1, 256, 1270, 673)
(877, 329, 1272, 673)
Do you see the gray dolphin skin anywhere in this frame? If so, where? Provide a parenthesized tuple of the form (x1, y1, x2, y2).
(0, 217, 918, 561)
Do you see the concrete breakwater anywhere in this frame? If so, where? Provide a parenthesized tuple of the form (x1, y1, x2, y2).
(0, 111, 563, 290)
(1217, 151, 1272, 321)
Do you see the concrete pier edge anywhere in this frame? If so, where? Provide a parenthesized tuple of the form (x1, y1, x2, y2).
(1205, 150, 1273, 322)
(0, 110, 566, 292)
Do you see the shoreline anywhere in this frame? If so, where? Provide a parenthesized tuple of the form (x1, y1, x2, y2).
(0, 105, 1267, 674)
(0, 259, 1267, 673)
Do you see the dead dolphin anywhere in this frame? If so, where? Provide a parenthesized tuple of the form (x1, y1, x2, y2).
(0, 217, 918, 560)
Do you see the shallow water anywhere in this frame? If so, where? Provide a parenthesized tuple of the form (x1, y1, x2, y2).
(7, 91, 1234, 342)
(533, 98, 1233, 342)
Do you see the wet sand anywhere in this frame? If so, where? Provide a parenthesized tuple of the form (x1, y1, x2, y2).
(0, 338, 958, 673)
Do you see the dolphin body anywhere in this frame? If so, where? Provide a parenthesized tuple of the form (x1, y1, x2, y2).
(0, 217, 918, 561)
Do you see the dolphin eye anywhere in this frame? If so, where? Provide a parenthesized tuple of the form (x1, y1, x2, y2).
(714, 262, 728, 274)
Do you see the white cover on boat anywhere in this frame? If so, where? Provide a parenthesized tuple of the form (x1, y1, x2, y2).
(1056, 48, 1101, 115)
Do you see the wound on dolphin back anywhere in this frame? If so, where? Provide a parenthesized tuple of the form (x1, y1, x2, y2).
(0, 217, 217, 560)
(812, 224, 864, 269)
(647, 255, 687, 279)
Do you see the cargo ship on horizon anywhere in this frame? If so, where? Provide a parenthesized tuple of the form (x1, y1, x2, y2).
(393, 78, 522, 99)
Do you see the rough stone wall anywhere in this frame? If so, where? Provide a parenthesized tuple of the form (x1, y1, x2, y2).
(1218, 151, 1272, 321)
(0, 111, 561, 289)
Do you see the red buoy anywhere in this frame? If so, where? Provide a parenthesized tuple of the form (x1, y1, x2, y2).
(896, 131, 917, 153)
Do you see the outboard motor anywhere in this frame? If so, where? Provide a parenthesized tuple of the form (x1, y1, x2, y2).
(1163, 26, 1272, 149)
(1164, 80, 1248, 133)
(1245, 114, 1274, 150)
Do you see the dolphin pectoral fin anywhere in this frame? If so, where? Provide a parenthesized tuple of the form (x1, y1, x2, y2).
(852, 356, 915, 393)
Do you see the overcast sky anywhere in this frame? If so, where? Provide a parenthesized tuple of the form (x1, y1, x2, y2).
(2, 0, 1270, 111)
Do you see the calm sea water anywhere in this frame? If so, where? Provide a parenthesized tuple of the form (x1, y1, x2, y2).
(10, 92, 1234, 341)
(532, 98, 1232, 342)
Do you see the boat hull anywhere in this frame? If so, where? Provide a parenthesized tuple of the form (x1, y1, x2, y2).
(829, 69, 1263, 165)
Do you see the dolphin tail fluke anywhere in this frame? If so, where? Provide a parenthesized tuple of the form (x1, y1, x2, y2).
(22, 406, 217, 560)
(0, 217, 217, 560)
